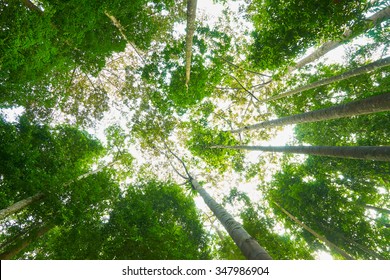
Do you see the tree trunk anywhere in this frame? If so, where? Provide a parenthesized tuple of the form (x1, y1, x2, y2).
(20, 0, 44, 15)
(185, 0, 198, 88)
(0, 223, 54, 260)
(365, 205, 390, 215)
(287, 7, 390, 73)
(263, 57, 390, 102)
(190, 178, 272, 260)
(273, 202, 354, 260)
(231, 92, 390, 133)
(0, 192, 45, 221)
(210, 145, 390, 161)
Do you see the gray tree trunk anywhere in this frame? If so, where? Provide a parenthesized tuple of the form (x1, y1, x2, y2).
(191, 178, 272, 260)
(185, 0, 198, 87)
(288, 7, 390, 73)
(263, 57, 390, 102)
(273, 202, 354, 260)
(231, 92, 390, 133)
(210, 145, 390, 161)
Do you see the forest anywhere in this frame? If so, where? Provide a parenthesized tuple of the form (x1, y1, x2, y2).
(0, 0, 389, 260)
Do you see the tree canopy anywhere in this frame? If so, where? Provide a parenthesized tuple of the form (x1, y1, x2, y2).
(1, 0, 389, 260)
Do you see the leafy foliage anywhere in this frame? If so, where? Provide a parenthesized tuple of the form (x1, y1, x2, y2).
(28, 181, 211, 259)
(0, 0, 180, 122)
(248, 0, 370, 70)
(140, 25, 231, 114)
(0, 114, 103, 209)
(268, 161, 389, 259)
(0, 114, 120, 259)
(186, 122, 245, 172)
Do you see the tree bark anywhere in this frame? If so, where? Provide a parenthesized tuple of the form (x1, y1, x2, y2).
(191, 178, 272, 260)
(273, 202, 354, 260)
(0, 223, 54, 260)
(288, 7, 390, 73)
(210, 145, 390, 161)
(231, 92, 390, 133)
(0, 192, 45, 221)
(185, 0, 198, 88)
(263, 57, 390, 102)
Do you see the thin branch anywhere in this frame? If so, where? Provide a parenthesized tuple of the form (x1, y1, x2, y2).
(153, 144, 189, 180)
(229, 75, 260, 102)
(162, 141, 192, 180)
(104, 11, 146, 64)
(218, 56, 271, 77)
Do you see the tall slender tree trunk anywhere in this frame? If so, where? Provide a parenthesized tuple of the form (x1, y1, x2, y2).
(287, 7, 390, 73)
(0, 162, 116, 220)
(0, 192, 45, 221)
(365, 205, 390, 215)
(0, 223, 54, 260)
(210, 145, 390, 161)
(185, 0, 198, 88)
(263, 57, 390, 102)
(190, 178, 272, 260)
(273, 202, 354, 260)
(231, 92, 390, 133)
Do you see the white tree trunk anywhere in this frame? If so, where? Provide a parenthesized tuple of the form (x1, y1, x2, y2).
(210, 145, 390, 162)
(191, 178, 272, 260)
(288, 7, 390, 73)
(231, 92, 390, 133)
(263, 57, 390, 102)
(0, 193, 45, 221)
(185, 0, 198, 88)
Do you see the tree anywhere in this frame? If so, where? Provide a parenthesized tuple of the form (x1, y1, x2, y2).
(185, 0, 198, 87)
(215, 188, 314, 260)
(272, 202, 354, 260)
(262, 57, 390, 102)
(164, 148, 272, 260)
(268, 161, 388, 259)
(0, 0, 184, 123)
(0, 115, 121, 259)
(0, 170, 120, 259)
(210, 145, 390, 161)
(25, 181, 210, 260)
(248, 1, 388, 70)
(288, 6, 390, 73)
(190, 178, 272, 259)
(230, 92, 390, 133)
(0, 160, 117, 221)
